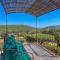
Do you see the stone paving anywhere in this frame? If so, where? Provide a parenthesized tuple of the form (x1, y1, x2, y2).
(24, 43, 60, 60)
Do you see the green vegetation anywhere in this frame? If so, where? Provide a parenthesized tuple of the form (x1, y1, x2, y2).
(42, 42, 60, 55)
(26, 33, 55, 42)
(0, 45, 3, 49)
(31, 33, 55, 41)
(0, 25, 60, 55)
(25, 25, 60, 55)
(0, 25, 35, 32)
(40, 25, 60, 35)
(26, 33, 60, 55)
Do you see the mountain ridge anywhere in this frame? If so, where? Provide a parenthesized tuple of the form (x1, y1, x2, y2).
(43, 25, 60, 30)
(0, 25, 35, 32)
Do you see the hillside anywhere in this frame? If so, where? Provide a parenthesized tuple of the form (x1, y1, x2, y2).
(0, 25, 60, 32)
(41, 25, 60, 30)
(45, 25, 60, 29)
(0, 25, 35, 32)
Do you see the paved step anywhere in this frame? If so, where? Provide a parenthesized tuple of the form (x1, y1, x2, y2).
(24, 43, 60, 60)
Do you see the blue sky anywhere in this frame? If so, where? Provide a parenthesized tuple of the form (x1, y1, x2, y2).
(0, 4, 60, 28)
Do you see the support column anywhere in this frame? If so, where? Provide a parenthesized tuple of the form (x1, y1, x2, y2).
(6, 14, 8, 35)
(36, 16, 38, 44)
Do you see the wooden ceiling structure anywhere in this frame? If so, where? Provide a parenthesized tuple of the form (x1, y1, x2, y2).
(1, 0, 60, 16)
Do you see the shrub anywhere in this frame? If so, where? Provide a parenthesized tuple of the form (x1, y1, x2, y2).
(26, 36, 35, 42)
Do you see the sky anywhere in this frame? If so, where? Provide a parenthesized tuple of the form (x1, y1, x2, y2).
(0, 4, 60, 28)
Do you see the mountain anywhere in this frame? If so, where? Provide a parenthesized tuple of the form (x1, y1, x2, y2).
(0, 25, 60, 32)
(45, 25, 60, 29)
(41, 25, 60, 31)
(0, 25, 35, 32)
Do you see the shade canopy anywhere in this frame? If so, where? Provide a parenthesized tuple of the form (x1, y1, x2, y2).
(1, 0, 60, 16)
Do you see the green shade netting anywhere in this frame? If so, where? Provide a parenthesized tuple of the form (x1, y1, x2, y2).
(3, 35, 31, 60)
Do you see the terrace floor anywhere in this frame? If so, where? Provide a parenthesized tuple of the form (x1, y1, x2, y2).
(0, 42, 60, 60)
(24, 42, 60, 60)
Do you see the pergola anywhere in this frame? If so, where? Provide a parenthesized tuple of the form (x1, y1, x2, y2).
(0, 0, 60, 41)
(0, 0, 60, 56)
(0, 0, 60, 16)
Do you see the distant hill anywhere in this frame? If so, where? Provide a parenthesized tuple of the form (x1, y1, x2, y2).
(0, 25, 60, 32)
(41, 25, 60, 31)
(45, 25, 60, 29)
(0, 25, 35, 32)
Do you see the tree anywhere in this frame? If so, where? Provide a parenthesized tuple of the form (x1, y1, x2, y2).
(29, 30, 39, 34)
(54, 33, 60, 46)
(19, 32, 27, 37)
